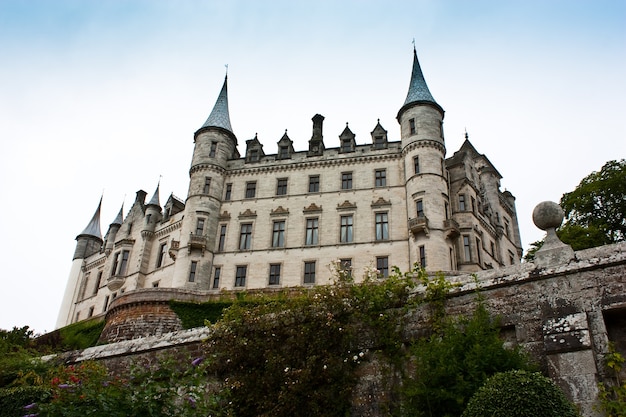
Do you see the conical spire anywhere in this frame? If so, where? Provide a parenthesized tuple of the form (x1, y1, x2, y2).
(111, 204, 124, 226)
(200, 76, 233, 133)
(79, 197, 103, 239)
(403, 48, 438, 107)
(147, 182, 161, 208)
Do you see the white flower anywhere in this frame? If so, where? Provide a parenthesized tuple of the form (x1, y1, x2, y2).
(284, 367, 289, 372)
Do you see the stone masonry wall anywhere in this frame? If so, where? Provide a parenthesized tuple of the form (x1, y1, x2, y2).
(51, 241, 626, 417)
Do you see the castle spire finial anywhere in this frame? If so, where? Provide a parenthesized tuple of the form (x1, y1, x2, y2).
(403, 45, 438, 107)
(465, 128, 469, 140)
(147, 179, 161, 208)
(200, 74, 233, 133)
(79, 196, 103, 239)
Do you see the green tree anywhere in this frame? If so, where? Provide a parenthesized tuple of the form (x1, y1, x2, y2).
(560, 159, 626, 248)
(525, 159, 625, 259)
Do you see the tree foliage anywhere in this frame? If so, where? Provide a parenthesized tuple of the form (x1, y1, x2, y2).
(560, 159, 626, 249)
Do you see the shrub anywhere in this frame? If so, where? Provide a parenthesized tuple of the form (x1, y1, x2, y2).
(0, 386, 48, 417)
(597, 345, 626, 417)
(462, 370, 579, 417)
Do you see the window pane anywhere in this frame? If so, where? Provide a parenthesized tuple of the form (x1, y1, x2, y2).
(306, 218, 319, 245)
(340, 215, 353, 243)
(239, 224, 252, 250)
(309, 175, 320, 192)
(272, 221, 285, 248)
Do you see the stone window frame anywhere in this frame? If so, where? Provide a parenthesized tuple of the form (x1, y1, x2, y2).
(156, 242, 167, 268)
(305, 217, 319, 246)
(413, 156, 420, 174)
(416, 199, 424, 218)
(341, 172, 353, 190)
(419, 245, 426, 268)
(269, 263, 281, 285)
(463, 235, 471, 262)
(303, 261, 316, 284)
(309, 175, 320, 193)
(340, 214, 354, 243)
(203, 177, 211, 194)
(224, 183, 232, 200)
(245, 181, 257, 199)
(212, 266, 221, 289)
(218, 224, 227, 252)
(235, 265, 247, 287)
(376, 256, 389, 277)
(375, 211, 389, 241)
(188, 261, 197, 283)
(239, 223, 253, 250)
(375, 169, 387, 187)
(409, 118, 416, 135)
(276, 178, 288, 196)
(272, 220, 286, 248)
(195, 218, 205, 236)
(209, 141, 217, 158)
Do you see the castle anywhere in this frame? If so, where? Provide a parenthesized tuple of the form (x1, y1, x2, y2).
(57, 49, 523, 328)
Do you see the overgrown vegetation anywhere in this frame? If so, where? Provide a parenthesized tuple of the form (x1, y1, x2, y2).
(597, 344, 626, 417)
(1, 263, 579, 416)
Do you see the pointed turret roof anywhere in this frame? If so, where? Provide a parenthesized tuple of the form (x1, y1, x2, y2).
(200, 76, 233, 133)
(147, 182, 161, 208)
(79, 197, 103, 239)
(404, 47, 438, 106)
(110, 204, 124, 226)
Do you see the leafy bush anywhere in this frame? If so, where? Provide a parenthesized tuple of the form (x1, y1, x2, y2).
(203, 265, 417, 417)
(169, 300, 234, 328)
(597, 345, 626, 417)
(57, 318, 105, 350)
(0, 386, 48, 417)
(34, 357, 222, 417)
(462, 370, 579, 417)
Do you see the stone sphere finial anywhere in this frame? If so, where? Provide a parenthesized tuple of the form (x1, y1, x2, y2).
(532, 201, 564, 231)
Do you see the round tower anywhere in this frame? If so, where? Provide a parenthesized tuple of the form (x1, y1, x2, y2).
(104, 204, 124, 256)
(171, 76, 237, 289)
(56, 198, 103, 328)
(397, 48, 453, 272)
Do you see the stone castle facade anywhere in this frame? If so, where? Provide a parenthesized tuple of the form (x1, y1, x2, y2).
(57, 49, 523, 328)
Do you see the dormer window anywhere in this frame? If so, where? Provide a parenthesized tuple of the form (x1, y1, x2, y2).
(249, 149, 259, 162)
(341, 139, 352, 153)
(279, 146, 289, 159)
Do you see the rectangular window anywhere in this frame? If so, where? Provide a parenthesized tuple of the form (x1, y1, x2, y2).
(409, 118, 416, 135)
(413, 156, 420, 174)
(245, 181, 256, 198)
(340, 215, 353, 243)
(189, 261, 197, 282)
(476, 238, 482, 265)
(445, 202, 450, 220)
(218, 225, 227, 251)
(156, 242, 167, 267)
(118, 250, 129, 276)
(459, 194, 466, 211)
(279, 146, 289, 159)
(305, 218, 319, 245)
(490, 241, 495, 256)
(341, 172, 353, 190)
(235, 266, 247, 287)
(111, 252, 120, 277)
(224, 183, 232, 200)
(249, 149, 259, 162)
(341, 139, 352, 153)
(212, 267, 221, 289)
(374, 135, 385, 148)
(209, 141, 217, 158)
(276, 178, 288, 195)
(272, 220, 285, 248)
(308, 175, 320, 193)
(419, 245, 426, 268)
(375, 212, 389, 240)
(239, 223, 252, 250)
(471, 196, 476, 213)
(416, 199, 424, 218)
(508, 250, 515, 265)
(196, 218, 205, 236)
(304, 261, 316, 284)
(88, 306, 94, 318)
(269, 263, 281, 285)
(204, 177, 211, 194)
(93, 271, 102, 295)
(339, 258, 352, 278)
(504, 219, 511, 238)
(463, 235, 471, 262)
(375, 169, 386, 187)
(103, 295, 109, 312)
(377, 256, 389, 278)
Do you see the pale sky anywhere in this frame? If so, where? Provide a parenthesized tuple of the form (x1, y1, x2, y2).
(1, 0, 624, 334)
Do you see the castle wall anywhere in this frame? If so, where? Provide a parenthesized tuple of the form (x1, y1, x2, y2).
(52, 241, 626, 417)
